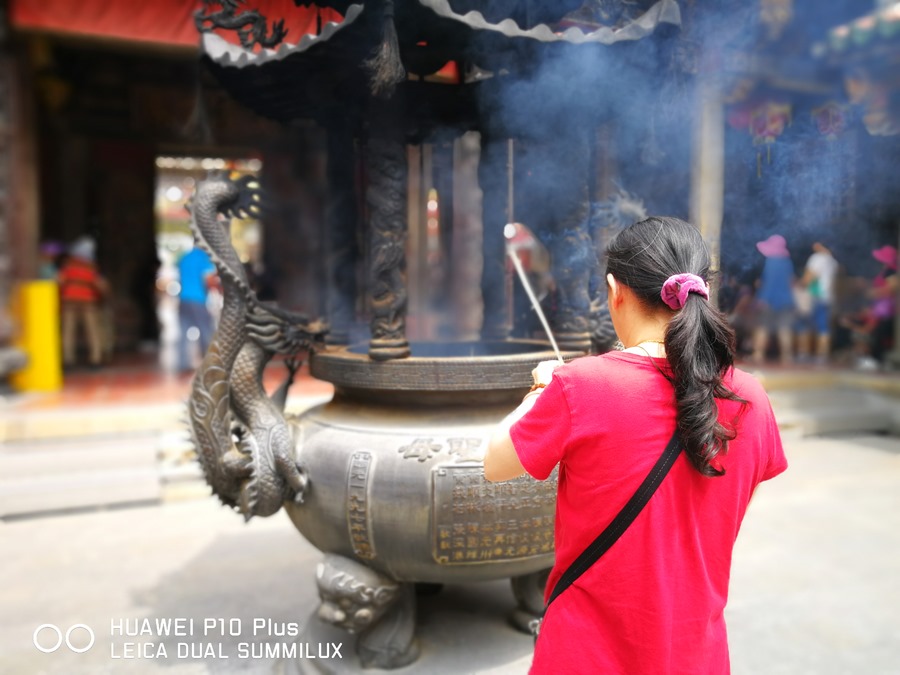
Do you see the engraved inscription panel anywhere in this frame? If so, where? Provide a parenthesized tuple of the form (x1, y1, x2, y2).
(347, 452, 375, 559)
(396, 436, 483, 462)
(432, 466, 557, 565)
(398, 437, 442, 461)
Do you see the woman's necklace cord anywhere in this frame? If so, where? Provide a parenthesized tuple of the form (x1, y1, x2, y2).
(624, 339, 666, 357)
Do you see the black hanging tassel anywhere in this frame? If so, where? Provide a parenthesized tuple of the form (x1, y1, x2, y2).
(366, 0, 405, 97)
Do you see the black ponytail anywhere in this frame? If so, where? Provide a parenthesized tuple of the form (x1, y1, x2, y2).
(605, 217, 746, 477)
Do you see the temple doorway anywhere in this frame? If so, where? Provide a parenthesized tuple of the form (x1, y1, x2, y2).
(153, 155, 264, 372)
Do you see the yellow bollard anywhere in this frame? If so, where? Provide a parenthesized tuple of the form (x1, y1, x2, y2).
(11, 280, 62, 392)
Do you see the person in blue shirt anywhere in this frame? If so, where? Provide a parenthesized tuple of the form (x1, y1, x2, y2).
(177, 244, 217, 372)
(751, 234, 796, 365)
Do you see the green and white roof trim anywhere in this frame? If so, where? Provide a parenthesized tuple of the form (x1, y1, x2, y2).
(813, 1, 900, 58)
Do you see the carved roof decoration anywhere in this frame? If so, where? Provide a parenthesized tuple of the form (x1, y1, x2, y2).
(204, 1, 680, 70)
(201, 0, 682, 134)
(201, 4, 364, 68)
(813, 2, 900, 62)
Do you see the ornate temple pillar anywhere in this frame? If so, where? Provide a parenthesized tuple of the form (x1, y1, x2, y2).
(433, 141, 455, 295)
(405, 143, 427, 339)
(324, 120, 359, 346)
(689, 79, 725, 305)
(0, 11, 12, 346)
(1, 15, 40, 338)
(365, 99, 410, 360)
(519, 136, 593, 353)
(547, 138, 592, 354)
(478, 136, 511, 341)
(450, 132, 483, 340)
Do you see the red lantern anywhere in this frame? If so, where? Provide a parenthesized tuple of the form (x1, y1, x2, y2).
(845, 69, 900, 136)
(812, 101, 847, 140)
(750, 101, 792, 144)
(749, 101, 792, 176)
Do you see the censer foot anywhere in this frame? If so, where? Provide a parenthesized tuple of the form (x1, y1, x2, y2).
(357, 583, 418, 668)
(313, 554, 419, 670)
(509, 568, 551, 634)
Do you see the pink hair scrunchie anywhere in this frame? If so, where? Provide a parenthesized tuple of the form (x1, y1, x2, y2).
(661, 273, 709, 310)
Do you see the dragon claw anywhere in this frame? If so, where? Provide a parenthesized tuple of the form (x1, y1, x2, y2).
(223, 449, 252, 479)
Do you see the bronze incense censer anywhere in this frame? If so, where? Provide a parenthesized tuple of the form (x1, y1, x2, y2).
(188, 1, 678, 669)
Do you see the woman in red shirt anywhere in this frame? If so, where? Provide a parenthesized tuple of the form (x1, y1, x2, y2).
(485, 217, 787, 674)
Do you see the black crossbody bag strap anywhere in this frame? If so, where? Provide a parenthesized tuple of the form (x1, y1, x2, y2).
(544, 430, 683, 610)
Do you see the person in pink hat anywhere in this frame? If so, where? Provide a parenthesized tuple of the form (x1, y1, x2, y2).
(872, 245, 897, 271)
(839, 244, 897, 369)
(868, 245, 896, 362)
(751, 234, 796, 365)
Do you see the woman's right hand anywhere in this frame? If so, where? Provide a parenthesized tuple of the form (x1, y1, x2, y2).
(532, 359, 563, 387)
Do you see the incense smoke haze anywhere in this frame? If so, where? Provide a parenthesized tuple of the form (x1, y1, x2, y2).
(471, 0, 900, 284)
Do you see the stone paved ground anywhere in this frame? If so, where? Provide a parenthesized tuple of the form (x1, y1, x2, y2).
(2, 431, 899, 674)
(728, 432, 900, 675)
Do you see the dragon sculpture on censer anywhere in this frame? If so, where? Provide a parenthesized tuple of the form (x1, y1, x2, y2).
(185, 173, 504, 670)
(186, 2, 683, 667)
(186, 172, 327, 520)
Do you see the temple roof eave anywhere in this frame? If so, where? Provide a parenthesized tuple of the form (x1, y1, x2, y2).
(812, 1, 900, 67)
(201, 0, 682, 131)
(203, 0, 681, 70)
(416, 0, 680, 46)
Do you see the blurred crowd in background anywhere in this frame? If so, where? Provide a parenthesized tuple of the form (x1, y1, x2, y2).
(720, 236, 896, 371)
(28, 226, 900, 378)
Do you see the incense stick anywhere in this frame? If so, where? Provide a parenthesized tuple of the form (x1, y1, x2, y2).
(507, 247, 565, 364)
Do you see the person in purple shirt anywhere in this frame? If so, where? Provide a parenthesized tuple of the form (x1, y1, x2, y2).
(177, 244, 217, 372)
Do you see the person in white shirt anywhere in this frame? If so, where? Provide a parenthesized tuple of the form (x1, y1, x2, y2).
(798, 241, 839, 363)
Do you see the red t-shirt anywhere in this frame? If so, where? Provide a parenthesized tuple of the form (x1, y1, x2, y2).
(59, 259, 102, 303)
(511, 351, 787, 675)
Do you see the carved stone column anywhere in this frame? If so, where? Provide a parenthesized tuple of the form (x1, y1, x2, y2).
(0, 35, 11, 348)
(365, 133, 410, 360)
(450, 132, 483, 340)
(324, 121, 359, 346)
(478, 136, 511, 341)
(550, 176, 592, 354)
(533, 139, 592, 353)
(0, 10, 39, 365)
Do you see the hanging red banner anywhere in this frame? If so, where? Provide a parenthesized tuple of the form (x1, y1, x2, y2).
(9, 1, 341, 50)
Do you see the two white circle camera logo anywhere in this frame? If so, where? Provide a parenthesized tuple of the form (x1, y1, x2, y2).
(33, 624, 95, 653)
